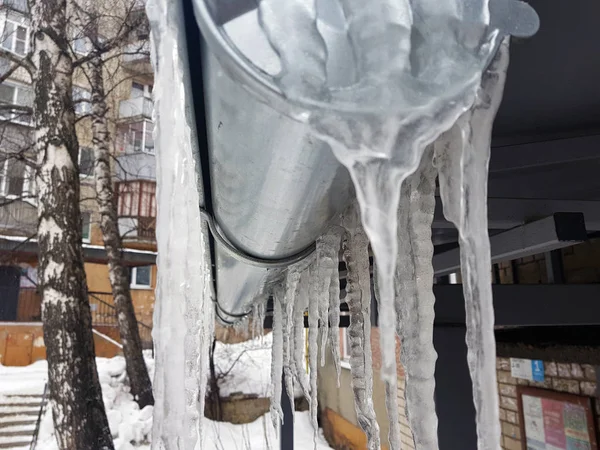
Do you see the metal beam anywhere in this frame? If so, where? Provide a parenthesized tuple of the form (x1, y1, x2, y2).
(434, 284, 600, 327)
(433, 198, 600, 231)
(490, 134, 600, 173)
(433, 213, 587, 277)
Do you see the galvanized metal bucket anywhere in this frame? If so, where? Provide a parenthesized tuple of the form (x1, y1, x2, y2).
(193, 1, 354, 321)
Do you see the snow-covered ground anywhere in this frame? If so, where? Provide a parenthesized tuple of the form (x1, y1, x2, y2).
(0, 334, 332, 450)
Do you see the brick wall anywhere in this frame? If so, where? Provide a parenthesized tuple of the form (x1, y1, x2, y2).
(397, 376, 415, 449)
(497, 357, 598, 450)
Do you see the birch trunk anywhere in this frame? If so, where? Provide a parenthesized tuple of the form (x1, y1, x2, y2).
(88, 50, 154, 408)
(31, 0, 114, 448)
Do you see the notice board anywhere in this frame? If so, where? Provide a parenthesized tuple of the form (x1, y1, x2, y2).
(518, 386, 598, 450)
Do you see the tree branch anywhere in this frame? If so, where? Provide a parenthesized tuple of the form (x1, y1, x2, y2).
(0, 48, 35, 76)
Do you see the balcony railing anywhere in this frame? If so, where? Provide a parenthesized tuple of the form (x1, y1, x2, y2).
(119, 97, 153, 120)
(0, 0, 28, 13)
(89, 292, 153, 350)
(119, 216, 156, 240)
(3, 288, 153, 350)
(122, 41, 150, 64)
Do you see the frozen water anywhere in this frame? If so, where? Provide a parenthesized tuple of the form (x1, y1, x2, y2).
(341, 206, 381, 450)
(308, 264, 320, 445)
(270, 286, 285, 430)
(433, 39, 510, 449)
(373, 262, 401, 450)
(283, 271, 301, 416)
(395, 147, 439, 449)
(254, 2, 508, 449)
(316, 228, 343, 368)
(294, 276, 311, 404)
(258, 0, 329, 101)
(146, 0, 214, 447)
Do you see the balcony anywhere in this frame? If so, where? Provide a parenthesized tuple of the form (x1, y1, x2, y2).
(118, 216, 156, 241)
(0, 0, 28, 13)
(122, 41, 151, 72)
(119, 96, 153, 120)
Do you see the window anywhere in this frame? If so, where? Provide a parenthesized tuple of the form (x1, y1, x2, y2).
(0, 82, 33, 125)
(22, 164, 34, 200)
(118, 120, 154, 154)
(3, 0, 28, 13)
(78, 147, 94, 176)
(81, 212, 91, 242)
(1, 20, 28, 56)
(72, 86, 91, 115)
(117, 181, 156, 218)
(131, 266, 151, 288)
(0, 157, 34, 200)
(131, 81, 153, 99)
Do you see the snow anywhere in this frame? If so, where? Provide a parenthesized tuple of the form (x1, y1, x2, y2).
(213, 333, 273, 398)
(1, 348, 331, 450)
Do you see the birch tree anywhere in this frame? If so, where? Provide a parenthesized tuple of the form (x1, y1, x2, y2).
(71, 0, 154, 407)
(30, 0, 114, 447)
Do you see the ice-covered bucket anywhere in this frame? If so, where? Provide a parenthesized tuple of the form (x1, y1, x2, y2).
(191, 0, 539, 322)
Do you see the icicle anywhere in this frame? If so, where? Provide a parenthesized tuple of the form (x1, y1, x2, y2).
(316, 227, 343, 368)
(146, 0, 214, 447)
(257, 0, 328, 101)
(252, 297, 267, 340)
(328, 256, 343, 386)
(270, 285, 285, 430)
(294, 272, 311, 403)
(433, 38, 510, 450)
(342, 205, 381, 450)
(373, 262, 402, 450)
(283, 270, 301, 415)
(308, 264, 320, 445)
(395, 146, 438, 449)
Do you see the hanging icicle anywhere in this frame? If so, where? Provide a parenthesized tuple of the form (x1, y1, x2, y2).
(316, 227, 344, 368)
(308, 263, 321, 445)
(294, 272, 311, 404)
(270, 286, 285, 430)
(251, 296, 267, 341)
(342, 205, 381, 450)
(283, 270, 301, 416)
(395, 146, 438, 449)
(433, 38, 510, 450)
(373, 262, 402, 450)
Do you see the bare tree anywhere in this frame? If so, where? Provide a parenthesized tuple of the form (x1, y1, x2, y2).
(30, 0, 114, 447)
(70, 0, 154, 407)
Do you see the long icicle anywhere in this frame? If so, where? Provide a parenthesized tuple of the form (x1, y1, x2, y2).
(395, 146, 438, 449)
(294, 274, 311, 404)
(283, 270, 301, 416)
(433, 38, 510, 450)
(324, 227, 344, 385)
(308, 264, 320, 445)
(373, 262, 402, 450)
(342, 205, 381, 450)
(317, 227, 344, 368)
(270, 285, 285, 430)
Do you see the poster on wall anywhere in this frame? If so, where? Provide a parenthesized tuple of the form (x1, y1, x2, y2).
(518, 387, 598, 450)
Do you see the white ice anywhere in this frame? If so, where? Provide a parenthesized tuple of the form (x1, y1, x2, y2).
(433, 38, 510, 450)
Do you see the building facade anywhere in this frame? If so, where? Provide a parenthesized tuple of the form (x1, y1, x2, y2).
(0, 0, 157, 366)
